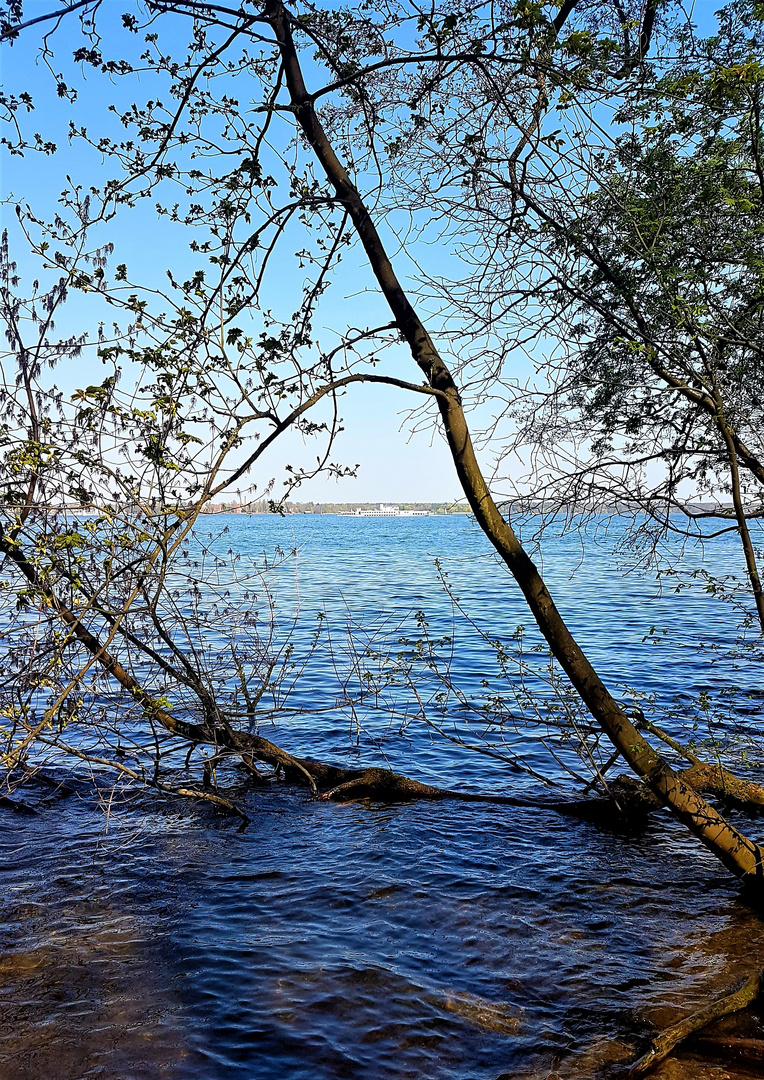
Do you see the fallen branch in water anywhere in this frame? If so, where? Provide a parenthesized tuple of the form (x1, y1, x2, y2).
(687, 1033, 764, 1067)
(13, 765, 75, 798)
(254, 743, 764, 817)
(173, 785, 251, 825)
(639, 720, 764, 810)
(0, 793, 39, 816)
(557, 720, 764, 823)
(628, 971, 762, 1076)
(8, 519, 764, 829)
(593, 764, 764, 819)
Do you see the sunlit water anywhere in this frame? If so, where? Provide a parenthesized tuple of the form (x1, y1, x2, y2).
(3, 514, 764, 1079)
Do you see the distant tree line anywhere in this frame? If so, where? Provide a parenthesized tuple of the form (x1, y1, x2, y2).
(199, 501, 469, 514)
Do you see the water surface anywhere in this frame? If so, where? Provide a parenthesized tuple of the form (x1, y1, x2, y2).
(3, 514, 764, 1079)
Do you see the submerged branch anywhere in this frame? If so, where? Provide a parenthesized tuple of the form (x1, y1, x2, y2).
(629, 971, 762, 1076)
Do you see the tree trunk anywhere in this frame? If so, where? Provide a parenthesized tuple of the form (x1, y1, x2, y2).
(266, 0, 764, 882)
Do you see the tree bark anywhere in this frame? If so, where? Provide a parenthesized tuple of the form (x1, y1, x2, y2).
(629, 972, 761, 1076)
(716, 402, 764, 635)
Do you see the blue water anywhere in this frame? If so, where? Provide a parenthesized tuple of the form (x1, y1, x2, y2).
(190, 514, 764, 787)
(2, 514, 764, 1079)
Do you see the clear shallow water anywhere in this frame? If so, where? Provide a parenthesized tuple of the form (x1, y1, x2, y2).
(3, 514, 764, 1079)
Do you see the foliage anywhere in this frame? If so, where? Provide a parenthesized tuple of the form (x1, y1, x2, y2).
(2, 0, 764, 878)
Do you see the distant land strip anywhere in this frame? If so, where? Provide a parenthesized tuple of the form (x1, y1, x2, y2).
(199, 500, 470, 515)
(199, 499, 757, 517)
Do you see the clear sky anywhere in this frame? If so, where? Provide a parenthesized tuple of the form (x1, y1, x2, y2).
(1, 7, 484, 505)
(1, 1, 717, 507)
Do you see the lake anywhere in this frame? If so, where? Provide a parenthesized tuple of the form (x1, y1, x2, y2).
(3, 513, 764, 1079)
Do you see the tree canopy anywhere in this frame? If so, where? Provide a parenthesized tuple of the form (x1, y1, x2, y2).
(3, 0, 764, 884)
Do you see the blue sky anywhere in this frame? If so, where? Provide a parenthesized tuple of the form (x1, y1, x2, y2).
(1, 7, 475, 504)
(1, 1, 720, 506)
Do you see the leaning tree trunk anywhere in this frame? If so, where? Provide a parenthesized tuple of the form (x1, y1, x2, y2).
(266, 0, 764, 881)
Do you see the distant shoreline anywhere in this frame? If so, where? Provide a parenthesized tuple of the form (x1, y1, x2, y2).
(28, 500, 749, 519)
(198, 500, 469, 516)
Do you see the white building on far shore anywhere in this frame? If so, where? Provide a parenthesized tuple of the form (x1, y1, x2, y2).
(338, 504, 430, 517)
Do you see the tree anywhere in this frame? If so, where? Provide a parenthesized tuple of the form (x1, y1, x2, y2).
(0, 199, 455, 819)
(2, 0, 764, 881)
(415, 0, 764, 631)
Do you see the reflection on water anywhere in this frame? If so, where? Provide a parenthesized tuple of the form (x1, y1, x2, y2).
(0, 807, 186, 1079)
(3, 791, 764, 1079)
(3, 515, 764, 1078)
